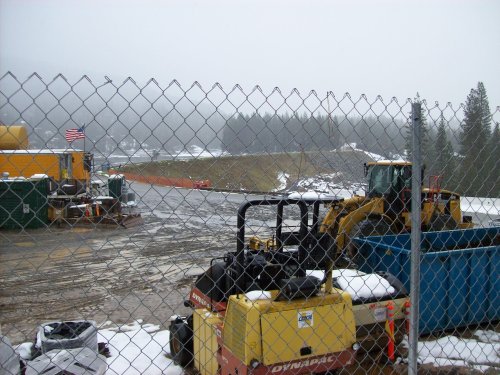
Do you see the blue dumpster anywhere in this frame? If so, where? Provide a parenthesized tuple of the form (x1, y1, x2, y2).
(354, 227, 499, 334)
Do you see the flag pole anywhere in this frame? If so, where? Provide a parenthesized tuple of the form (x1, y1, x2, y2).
(82, 123, 86, 153)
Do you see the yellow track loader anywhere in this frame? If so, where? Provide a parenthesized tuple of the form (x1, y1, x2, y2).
(318, 161, 473, 263)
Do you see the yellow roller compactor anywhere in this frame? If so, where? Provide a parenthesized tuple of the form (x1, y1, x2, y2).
(170, 199, 409, 375)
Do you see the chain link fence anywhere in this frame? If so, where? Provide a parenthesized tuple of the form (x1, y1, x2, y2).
(0, 72, 499, 374)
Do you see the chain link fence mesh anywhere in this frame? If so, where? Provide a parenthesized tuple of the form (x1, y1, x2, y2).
(0, 72, 499, 374)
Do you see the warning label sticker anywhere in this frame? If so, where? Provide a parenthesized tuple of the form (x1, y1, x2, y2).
(298, 310, 314, 328)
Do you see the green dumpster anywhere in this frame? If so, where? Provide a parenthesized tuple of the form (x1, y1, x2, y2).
(0, 178, 49, 229)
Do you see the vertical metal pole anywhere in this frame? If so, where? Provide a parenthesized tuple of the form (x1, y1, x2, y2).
(409, 102, 422, 375)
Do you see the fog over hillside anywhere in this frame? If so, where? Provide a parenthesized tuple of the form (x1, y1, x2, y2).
(0, 76, 226, 152)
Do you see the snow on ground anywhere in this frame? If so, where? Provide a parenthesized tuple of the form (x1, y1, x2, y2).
(275, 172, 289, 191)
(97, 320, 182, 375)
(337, 142, 398, 162)
(402, 331, 500, 372)
(286, 172, 366, 200)
(13, 318, 499, 373)
(172, 145, 227, 159)
(99, 321, 498, 374)
(462, 196, 500, 216)
(363, 151, 387, 161)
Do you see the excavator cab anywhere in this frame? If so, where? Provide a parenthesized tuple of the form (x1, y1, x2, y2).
(362, 161, 472, 232)
(365, 162, 412, 199)
(365, 162, 414, 218)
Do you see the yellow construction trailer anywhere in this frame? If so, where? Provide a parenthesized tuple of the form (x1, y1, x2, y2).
(0, 149, 91, 182)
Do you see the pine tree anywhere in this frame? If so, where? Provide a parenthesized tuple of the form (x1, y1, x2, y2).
(434, 115, 457, 189)
(460, 82, 492, 196)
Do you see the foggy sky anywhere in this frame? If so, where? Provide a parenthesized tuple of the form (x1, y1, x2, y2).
(1, 0, 499, 109)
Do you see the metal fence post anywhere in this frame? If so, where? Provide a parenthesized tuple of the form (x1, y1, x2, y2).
(409, 102, 422, 375)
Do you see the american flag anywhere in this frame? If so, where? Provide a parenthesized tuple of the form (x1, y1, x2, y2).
(65, 127, 85, 142)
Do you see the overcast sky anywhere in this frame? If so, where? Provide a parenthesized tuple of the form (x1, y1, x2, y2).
(1, 0, 499, 110)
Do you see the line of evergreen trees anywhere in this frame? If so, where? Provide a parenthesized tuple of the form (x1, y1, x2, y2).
(221, 112, 409, 158)
(221, 82, 499, 197)
(404, 83, 498, 197)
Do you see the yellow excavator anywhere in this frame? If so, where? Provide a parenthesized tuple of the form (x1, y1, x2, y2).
(317, 161, 473, 263)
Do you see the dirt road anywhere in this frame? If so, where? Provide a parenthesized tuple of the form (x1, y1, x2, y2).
(0, 184, 258, 343)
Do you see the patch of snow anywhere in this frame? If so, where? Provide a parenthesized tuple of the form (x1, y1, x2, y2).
(327, 187, 356, 199)
(332, 269, 363, 278)
(462, 196, 500, 216)
(15, 342, 33, 360)
(334, 270, 395, 300)
(275, 172, 289, 191)
(475, 330, 500, 343)
(173, 145, 227, 160)
(30, 174, 49, 179)
(285, 169, 373, 200)
(297, 178, 331, 192)
(245, 290, 272, 301)
(295, 173, 342, 190)
(306, 269, 395, 300)
(287, 191, 339, 200)
(306, 270, 325, 280)
(287, 173, 364, 200)
(363, 152, 388, 161)
(43, 325, 54, 333)
(402, 332, 500, 372)
(97, 320, 182, 375)
(35, 331, 41, 349)
(337, 143, 393, 162)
